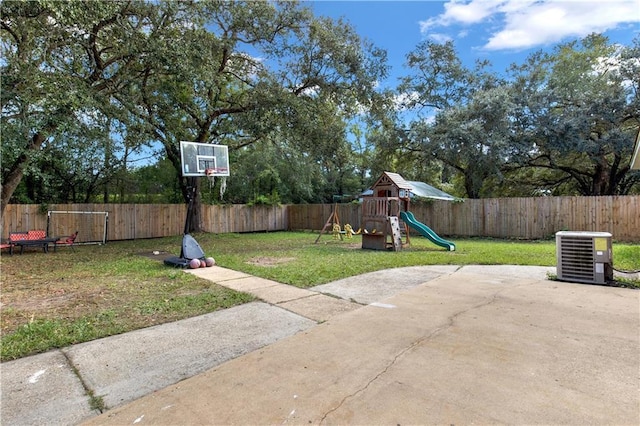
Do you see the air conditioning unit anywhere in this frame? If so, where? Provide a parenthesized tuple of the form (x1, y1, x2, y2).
(556, 231, 613, 285)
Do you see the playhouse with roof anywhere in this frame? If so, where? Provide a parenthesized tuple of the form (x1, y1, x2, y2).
(361, 172, 456, 252)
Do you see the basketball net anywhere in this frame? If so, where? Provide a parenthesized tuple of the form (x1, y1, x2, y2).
(205, 168, 216, 191)
(220, 176, 227, 200)
(205, 168, 227, 199)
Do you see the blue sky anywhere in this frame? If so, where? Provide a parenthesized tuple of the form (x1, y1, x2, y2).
(309, 0, 640, 88)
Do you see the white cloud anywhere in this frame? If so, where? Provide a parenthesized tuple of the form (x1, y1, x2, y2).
(429, 33, 454, 43)
(420, 0, 504, 31)
(420, 0, 640, 51)
(457, 29, 470, 39)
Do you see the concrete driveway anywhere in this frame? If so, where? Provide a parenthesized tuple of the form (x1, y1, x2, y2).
(82, 266, 639, 425)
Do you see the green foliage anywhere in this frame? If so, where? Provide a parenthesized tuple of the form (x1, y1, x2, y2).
(395, 40, 512, 198)
(391, 34, 639, 198)
(2, 0, 638, 209)
(506, 34, 640, 195)
(127, 159, 181, 203)
(1, 0, 162, 207)
(1, 0, 388, 211)
(248, 191, 281, 207)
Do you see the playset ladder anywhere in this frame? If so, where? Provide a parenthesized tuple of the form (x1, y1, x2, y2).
(388, 216, 402, 251)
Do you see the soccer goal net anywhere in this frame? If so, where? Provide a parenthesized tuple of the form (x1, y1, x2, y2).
(47, 211, 109, 245)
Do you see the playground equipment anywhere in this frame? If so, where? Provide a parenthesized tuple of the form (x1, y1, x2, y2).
(362, 172, 455, 251)
(361, 172, 410, 251)
(400, 211, 455, 251)
(343, 224, 360, 239)
(315, 204, 344, 243)
(164, 141, 229, 268)
(315, 203, 362, 244)
(315, 204, 360, 242)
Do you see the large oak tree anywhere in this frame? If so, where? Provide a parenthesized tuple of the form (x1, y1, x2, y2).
(1, 1, 158, 216)
(507, 34, 640, 195)
(2, 1, 387, 230)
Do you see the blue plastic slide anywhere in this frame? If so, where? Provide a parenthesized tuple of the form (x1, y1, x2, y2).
(400, 211, 456, 251)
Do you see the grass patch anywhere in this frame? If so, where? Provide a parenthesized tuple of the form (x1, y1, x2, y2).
(614, 245, 640, 272)
(1, 231, 638, 360)
(204, 232, 638, 287)
(1, 239, 256, 361)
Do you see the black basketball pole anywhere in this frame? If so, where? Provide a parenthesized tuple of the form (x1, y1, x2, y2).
(181, 177, 197, 258)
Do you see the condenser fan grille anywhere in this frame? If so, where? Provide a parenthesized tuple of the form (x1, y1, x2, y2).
(556, 231, 612, 285)
(558, 237, 595, 282)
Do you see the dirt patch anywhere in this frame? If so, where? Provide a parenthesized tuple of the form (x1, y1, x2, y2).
(3, 288, 109, 312)
(4, 291, 77, 311)
(246, 257, 296, 267)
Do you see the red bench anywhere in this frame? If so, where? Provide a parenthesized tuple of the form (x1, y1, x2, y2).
(0, 242, 13, 255)
(9, 230, 57, 254)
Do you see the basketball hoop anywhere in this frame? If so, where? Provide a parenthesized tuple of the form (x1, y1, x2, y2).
(179, 142, 230, 196)
(205, 168, 215, 190)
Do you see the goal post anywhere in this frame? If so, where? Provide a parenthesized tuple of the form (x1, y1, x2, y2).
(47, 211, 109, 245)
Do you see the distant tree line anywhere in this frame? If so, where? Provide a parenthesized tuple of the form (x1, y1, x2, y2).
(2, 1, 639, 231)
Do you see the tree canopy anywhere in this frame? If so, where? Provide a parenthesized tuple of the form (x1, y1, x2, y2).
(506, 34, 640, 196)
(392, 34, 639, 198)
(2, 1, 638, 225)
(1, 0, 387, 229)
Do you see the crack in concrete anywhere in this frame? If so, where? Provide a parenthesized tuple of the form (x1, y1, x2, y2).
(60, 349, 107, 414)
(319, 288, 505, 424)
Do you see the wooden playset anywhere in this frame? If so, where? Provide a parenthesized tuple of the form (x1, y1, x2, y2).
(361, 171, 456, 251)
(315, 171, 456, 251)
(361, 172, 412, 251)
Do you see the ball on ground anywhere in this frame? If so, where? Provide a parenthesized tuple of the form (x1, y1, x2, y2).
(189, 258, 201, 269)
(199, 258, 207, 268)
(205, 257, 216, 267)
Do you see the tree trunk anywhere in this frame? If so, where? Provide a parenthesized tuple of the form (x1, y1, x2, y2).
(191, 181, 204, 233)
(463, 170, 483, 199)
(1, 132, 48, 220)
(179, 176, 204, 234)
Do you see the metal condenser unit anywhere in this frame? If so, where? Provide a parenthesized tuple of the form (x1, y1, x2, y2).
(556, 231, 613, 285)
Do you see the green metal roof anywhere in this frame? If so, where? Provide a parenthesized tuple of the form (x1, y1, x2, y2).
(407, 181, 456, 201)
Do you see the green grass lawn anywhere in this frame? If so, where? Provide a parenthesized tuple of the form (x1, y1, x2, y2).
(210, 233, 563, 286)
(210, 232, 639, 286)
(1, 231, 638, 361)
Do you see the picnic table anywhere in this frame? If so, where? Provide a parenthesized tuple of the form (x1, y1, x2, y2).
(8, 230, 58, 254)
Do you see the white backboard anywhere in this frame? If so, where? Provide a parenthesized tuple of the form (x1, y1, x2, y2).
(180, 141, 230, 177)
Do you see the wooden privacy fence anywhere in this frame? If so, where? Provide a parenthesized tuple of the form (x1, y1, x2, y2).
(2, 204, 288, 242)
(2, 196, 639, 242)
(288, 196, 640, 241)
(288, 203, 361, 235)
(415, 196, 639, 241)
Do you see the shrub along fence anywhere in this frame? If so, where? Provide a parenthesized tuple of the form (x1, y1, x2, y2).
(2, 196, 639, 243)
